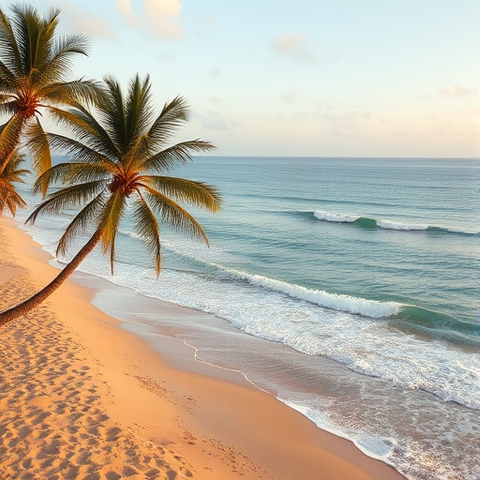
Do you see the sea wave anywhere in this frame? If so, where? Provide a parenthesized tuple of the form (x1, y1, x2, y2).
(154, 240, 480, 341)
(211, 265, 402, 318)
(212, 266, 480, 342)
(395, 306, 480, 343)
(312, 210, 478, 236)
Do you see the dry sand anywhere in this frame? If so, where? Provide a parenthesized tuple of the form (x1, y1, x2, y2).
(0, 216, 405, 479)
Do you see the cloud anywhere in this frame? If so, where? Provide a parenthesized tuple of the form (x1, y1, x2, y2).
(117, 0, 183, 40)
(117, 0, 131, 15)
(38, 1, 115, 39)
(197, 110, 240, 131)
(209, 97, 223, 105)
(314, 107, 371, 137)
(438, 85, 479, 98)
(273, 34, 315, 63)
(207, 66, 221, 78)
(72, 11, 115, 40)
(281, 90, 297, 103)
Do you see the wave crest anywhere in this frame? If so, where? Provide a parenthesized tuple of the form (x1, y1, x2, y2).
(313, 211, 358, 223)
(313, 210, 477, 235)
(213, 266, 401, 318)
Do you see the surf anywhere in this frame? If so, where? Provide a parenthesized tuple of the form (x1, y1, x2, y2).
(312, 210, 478, 236)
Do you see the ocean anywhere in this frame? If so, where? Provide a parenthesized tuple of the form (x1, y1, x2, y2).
(13, 157, 480, 480)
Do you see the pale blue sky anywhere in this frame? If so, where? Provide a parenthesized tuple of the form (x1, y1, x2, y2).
(9, 0, 480, 157)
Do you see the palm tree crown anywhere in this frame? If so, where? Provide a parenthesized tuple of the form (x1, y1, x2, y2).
(29, 74, 220, 274)
(0, 149, 29, 216)
(0, 4, 99, 182)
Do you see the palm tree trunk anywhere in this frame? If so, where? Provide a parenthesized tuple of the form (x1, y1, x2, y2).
(0, 228, 103, 326)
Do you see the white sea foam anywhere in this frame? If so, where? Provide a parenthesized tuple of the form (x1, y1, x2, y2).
(377, 219, 428, 231)
(212, 265, 401, 318)
(314, 211, 358, 223)
(314, 210, 429, 231)
(283, 401, 398, 463)
(317, 214, 479, 236)
(355, 436, 398, 460)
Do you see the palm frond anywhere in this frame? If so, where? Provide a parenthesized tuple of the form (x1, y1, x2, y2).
(0, 179, 27, 215)
(33, 162, 110, 194)
(132, 196, 161, 275)
(24, 118, 51, 191)
(5, 168, 29, 183)
(46, 105, 120, 158)
(10, 4, 49, 76)
(0, 115, 24, 172)
(148, 176, 221, 212)
(0, 99, 19, 116)
(26, 180, 106, 225)
(97, 192, 126, 272)
(143, 188, 209, 245)
(141, 140, 215, 172)
(123, 133, 150, 171)
(29, 8, 60, 85)
(28, 130, 116, 175)
(39, 32, 89, 85)
(0, 61, 15, 90)
(0, 114, 23, 142)
(0, 149, 29, 216)
(56, 191, 108, 258)
(146, 95, 189, 149)
(125, 75, 153, 147)
(39, 79, 102, 108)
(100, 75, 127, 153)
(0, 92, 15, 103)
(0, 8, 21, 76)
(2, 148, 30, 181)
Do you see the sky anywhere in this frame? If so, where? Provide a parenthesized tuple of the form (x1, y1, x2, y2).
(3, 0, 479, 157)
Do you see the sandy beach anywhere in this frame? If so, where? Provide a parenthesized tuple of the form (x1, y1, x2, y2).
(0, 216, 405, 479)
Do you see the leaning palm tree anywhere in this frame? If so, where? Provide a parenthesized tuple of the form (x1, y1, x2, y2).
(0, 4, 99, 191)
(0, 74, 220, 326)
(0, 149, 30, 216)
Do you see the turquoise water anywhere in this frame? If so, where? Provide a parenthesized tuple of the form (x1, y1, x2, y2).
(171, 157, 479, 329)
(16, 157, 480, 479)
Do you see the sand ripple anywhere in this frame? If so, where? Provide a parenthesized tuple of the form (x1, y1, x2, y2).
(0, 270, 193, 479)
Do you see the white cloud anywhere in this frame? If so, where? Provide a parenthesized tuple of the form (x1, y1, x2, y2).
(207, 66, 221, 78)
(145, 0, 183, 39)
(117, 0, 184, 40)
(198, 110, 239, 131)
(314, 108, 371, 137)
(273, 34, 315, 63)
(438, 85, 479, 98)
(145, 0, 181, 17)
(73, 11, 115, 40)
(37, 1, 115, 39)
(281, 90, 297, 103)
(117, 0, 131, 15)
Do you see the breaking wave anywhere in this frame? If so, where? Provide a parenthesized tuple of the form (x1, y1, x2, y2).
(311, 211, 478, 236)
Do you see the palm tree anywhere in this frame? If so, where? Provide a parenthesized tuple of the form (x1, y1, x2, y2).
(0, 149, 30, 216)
(0, 75, 220, 326)
(0, 4, 99, 192)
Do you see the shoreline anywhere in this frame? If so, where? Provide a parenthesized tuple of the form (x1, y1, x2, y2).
(0, 216, 405, 479)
